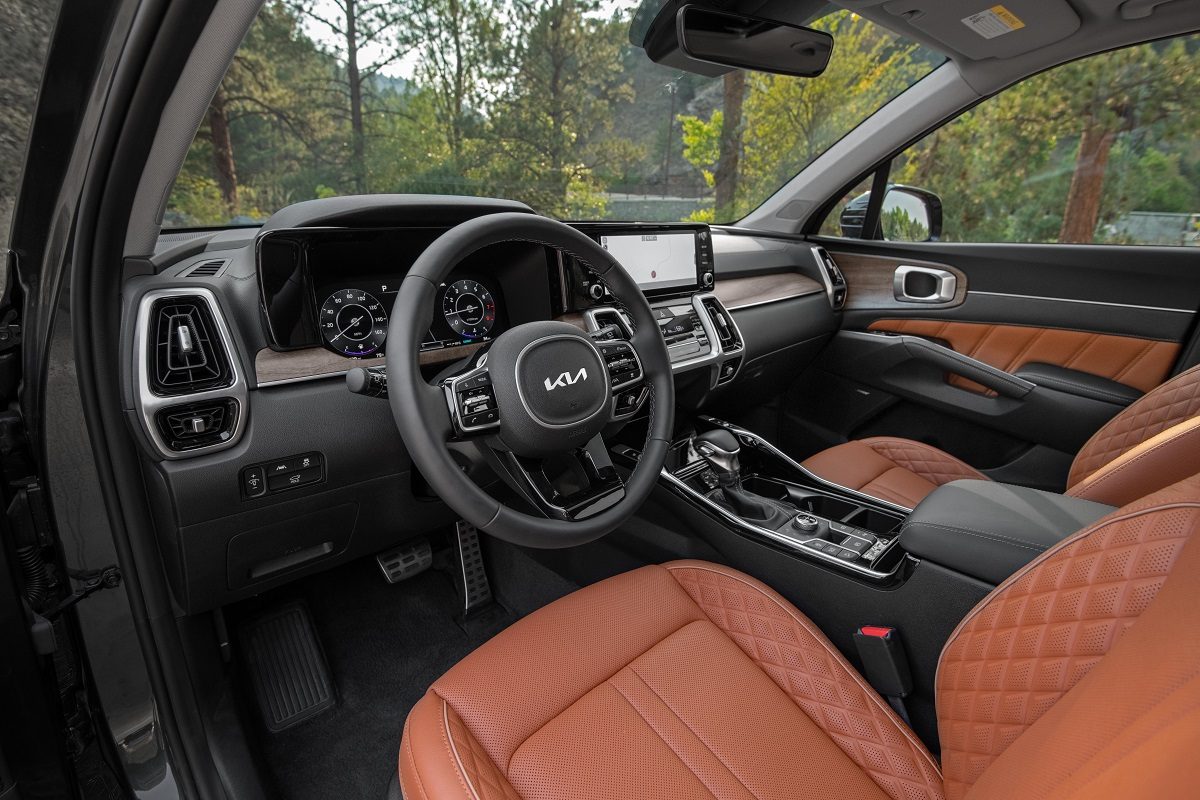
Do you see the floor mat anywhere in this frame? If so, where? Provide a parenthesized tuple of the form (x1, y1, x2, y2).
(238, 538, 578, 800)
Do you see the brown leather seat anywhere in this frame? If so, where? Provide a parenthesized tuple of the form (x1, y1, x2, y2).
(801, 363, 1200, 509)
(398, 475, 1200, 799)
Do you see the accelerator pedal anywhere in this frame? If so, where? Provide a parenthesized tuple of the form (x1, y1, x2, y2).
(376, 539, 433, 584)
(453, 521, 493, 618)
(240, 602, 334, 732)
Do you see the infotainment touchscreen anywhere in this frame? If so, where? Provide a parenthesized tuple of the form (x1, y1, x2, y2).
(600, 231, 698, 292)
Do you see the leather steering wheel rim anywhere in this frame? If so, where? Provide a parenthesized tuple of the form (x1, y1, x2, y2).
(386, 212, 675, 548)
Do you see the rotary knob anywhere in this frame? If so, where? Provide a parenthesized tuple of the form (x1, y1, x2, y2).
(588, 283, 606, 301)
(792, 514, 820, 533)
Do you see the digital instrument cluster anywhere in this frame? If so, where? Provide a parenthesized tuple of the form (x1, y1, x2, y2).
(317, 277, 501, 358)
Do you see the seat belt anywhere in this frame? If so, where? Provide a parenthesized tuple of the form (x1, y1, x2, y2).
(854, 626, 914, 726)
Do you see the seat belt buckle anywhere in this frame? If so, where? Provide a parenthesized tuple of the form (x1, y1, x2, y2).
(853, 626, 913, 699)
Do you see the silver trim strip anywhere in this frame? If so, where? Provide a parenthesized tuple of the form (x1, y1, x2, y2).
(659, 469, 901, 580)
(969, 290, 1196, 315)
(725, 289, 823, 311)
(132, 288, 249, 460)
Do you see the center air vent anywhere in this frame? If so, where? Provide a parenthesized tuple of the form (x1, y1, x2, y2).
(700, 297, 742, 352)
(149, 296, 233, 396)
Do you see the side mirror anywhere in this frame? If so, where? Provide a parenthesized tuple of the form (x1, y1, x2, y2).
(669, 6, 834, 78)
(881, 186, 942, 242)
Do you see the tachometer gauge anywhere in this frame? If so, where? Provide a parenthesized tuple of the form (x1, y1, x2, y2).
(320, 288, 388, 357)
(442, 279, 496, 340)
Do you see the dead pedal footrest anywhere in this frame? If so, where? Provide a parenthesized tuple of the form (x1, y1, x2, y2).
(240, 601, 335, 732)
(454, 521, 493, 616)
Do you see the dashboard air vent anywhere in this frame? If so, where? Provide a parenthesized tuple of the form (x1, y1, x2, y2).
(700, 297, 741, 352)
(155, 399, 239, 452)
(183, 258, 228, 278)
(148, 296, 233, 396)
(812, 247, 847, 310)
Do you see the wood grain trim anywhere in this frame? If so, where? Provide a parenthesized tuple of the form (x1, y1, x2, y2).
(255, 342, 487, 386)
(867, 318, 1180, 395)
(830, 251, 967, 310)
(712, 273, 823, 309)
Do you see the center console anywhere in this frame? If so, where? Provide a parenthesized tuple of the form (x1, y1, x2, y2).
(647, 416, 1113, 587)
(626, 416, 909, 581)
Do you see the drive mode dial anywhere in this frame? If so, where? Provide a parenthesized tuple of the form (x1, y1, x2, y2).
(321, 288, 388, 357)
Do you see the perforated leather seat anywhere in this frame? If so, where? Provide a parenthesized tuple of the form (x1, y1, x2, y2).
(801, 364, 1200, 510)
(398, 475, 1200, 800)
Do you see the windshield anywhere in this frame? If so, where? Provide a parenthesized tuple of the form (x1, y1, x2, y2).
(165, 2, 943, 228)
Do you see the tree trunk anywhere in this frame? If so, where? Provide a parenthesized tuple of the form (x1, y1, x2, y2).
(1059, 122, 1117, 244)
(345, 0, 367, 194)
(713, 71, 745, 221)
(207, 85, 239, 218)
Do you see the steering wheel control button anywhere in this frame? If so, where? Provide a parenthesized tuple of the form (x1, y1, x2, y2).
(449, 371, 501, 434)
(599, 341, 643, 391)
(241, 452, 324, 499)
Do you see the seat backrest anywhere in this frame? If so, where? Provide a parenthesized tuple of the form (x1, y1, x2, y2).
(936, 473, 1200, 800)
(1065, 364, 1200, 506)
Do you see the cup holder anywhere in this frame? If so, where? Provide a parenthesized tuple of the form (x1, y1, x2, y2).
(741, 476, 901, 535)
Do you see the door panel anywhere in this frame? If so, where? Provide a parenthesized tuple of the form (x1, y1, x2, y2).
(864, 318, 1179, 395)
(789, 240, 1199, 490)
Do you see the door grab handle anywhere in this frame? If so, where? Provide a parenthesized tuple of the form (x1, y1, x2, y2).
(894, 266, 957, 303)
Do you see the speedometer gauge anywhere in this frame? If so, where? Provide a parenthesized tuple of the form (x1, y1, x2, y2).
(442, 279, 496, 340)
(320, 288, 388, 357)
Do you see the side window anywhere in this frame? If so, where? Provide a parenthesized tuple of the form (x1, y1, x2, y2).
(824, 34, 1200, 246)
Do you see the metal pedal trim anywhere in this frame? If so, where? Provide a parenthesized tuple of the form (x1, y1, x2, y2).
(376, 539, 433, 584)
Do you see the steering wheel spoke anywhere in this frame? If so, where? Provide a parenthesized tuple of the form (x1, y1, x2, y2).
(486, 434, 625, 521)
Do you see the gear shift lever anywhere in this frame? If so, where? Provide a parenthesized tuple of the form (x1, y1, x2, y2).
(693, 429, 741, 486)
(693, 430, 794, 527)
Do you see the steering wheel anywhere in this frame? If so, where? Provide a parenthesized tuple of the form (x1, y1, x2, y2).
(386, 213, 675, 548)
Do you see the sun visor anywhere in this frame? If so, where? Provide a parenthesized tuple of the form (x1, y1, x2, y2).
(880, 0, 1081, 59)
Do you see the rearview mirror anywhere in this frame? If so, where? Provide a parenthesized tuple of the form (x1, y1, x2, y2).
(676, 6, 834, 78)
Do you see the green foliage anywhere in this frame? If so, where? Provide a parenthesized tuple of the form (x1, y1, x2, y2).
(678, 110, 721, 187)
(164, 1, 1197, 240)
(891, 34, 1200, 244)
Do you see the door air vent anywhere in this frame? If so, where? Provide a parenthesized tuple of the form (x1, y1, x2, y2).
(148, 296, 233, 396)
(183, 258, 229, 278)
(811, 247, 847, 310)
(155, 399, 240, 452)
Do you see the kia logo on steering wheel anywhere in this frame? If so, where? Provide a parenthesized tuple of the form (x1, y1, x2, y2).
(544, 368, 588, 391)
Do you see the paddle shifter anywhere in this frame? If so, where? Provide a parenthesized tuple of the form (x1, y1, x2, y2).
(693, 430, 795, 527)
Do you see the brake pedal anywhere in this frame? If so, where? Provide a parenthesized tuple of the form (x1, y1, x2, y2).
(453, 521, 493, 617)
(376, 539, 433, 584)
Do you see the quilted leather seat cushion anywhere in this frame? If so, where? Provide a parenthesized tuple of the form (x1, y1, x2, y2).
(400, 561, 943, 800)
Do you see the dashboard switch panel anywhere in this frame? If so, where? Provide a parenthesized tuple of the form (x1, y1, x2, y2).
(241, 452, 325, 499)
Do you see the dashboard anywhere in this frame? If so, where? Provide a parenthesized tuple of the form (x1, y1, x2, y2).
(257, 222, 716, 366)
(121, 197, 835, 612)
